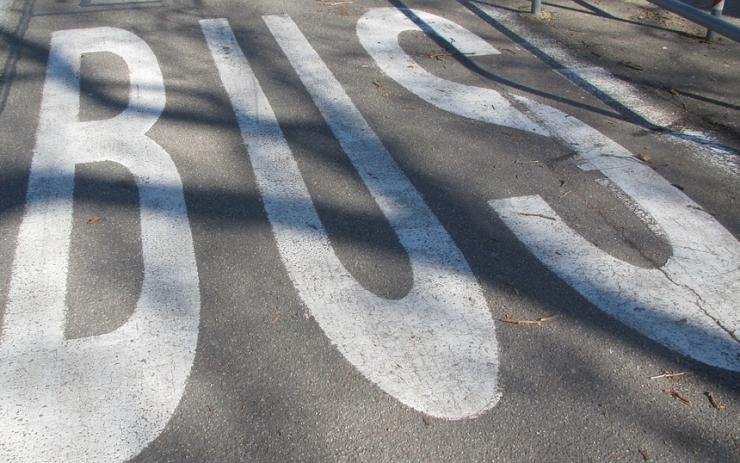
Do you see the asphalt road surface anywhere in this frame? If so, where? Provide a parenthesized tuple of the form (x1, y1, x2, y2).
(0, 0, 738, 461)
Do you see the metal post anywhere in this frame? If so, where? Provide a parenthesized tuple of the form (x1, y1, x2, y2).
(531, 0, 541, 17)
(647, 0, 740, 43)
(706, 0, 726, 40)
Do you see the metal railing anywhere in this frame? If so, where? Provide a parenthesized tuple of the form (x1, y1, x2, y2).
(530, 0, 740, 42)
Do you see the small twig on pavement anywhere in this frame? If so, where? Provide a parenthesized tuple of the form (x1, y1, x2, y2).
(424, 51, 476, 60)
(317, 0, 352, 5)
(517, 212, 556, 221)
(649, 371, 686, 380)
(499, 314, 559, 326)
(663, 388, 692, 406)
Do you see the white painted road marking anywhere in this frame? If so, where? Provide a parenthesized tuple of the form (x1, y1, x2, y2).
(358, 7, 739, 371)
(0, 0, 12, 17)
(357, 8, 544, 136)
(493, 97, 740, 371)
(0, 28, 201, 462)
(469, 1, 739, 172)
(202, 16, 500, 419)
(1, 11, 737, 462)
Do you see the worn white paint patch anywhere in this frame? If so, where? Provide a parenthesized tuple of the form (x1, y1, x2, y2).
(472, 2, 739, 174)
(491, 96, 740, 371)
(0, 28, 200, 461)
(0, 0, 13, 16)
(0, 0, 16, 35)
(359, 7, 739, 370)
(356, 7, 544, 135)
(202, 17, 500, 419)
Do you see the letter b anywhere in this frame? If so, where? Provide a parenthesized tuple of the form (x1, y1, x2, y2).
(0, 28, 200, 462)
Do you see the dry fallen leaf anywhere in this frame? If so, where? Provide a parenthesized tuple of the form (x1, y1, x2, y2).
(637, 153, 652, 163)
(705, 391, 725, 411)
(638, 447, 652, 462)
(87, 216, 103, 225)
(663, 388, 692, 406)
(540, 11, 556, 21)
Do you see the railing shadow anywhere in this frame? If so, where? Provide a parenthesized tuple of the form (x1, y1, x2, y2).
(456, 0, 740, 152)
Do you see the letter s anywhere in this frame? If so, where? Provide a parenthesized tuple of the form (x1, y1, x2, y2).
(357, 8, 739, 371)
